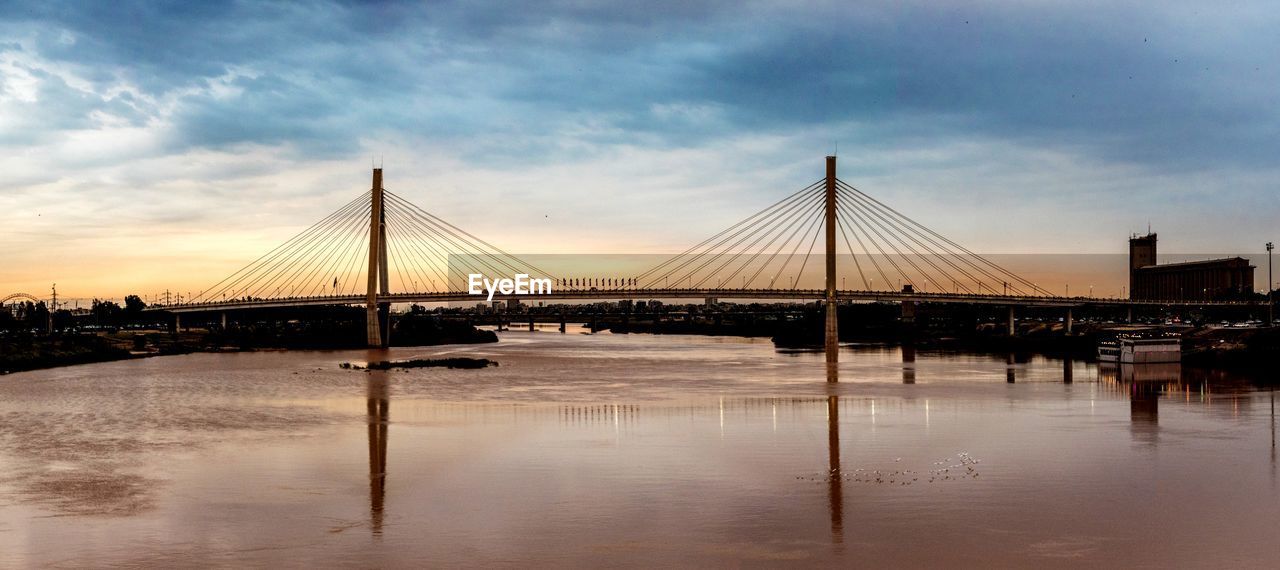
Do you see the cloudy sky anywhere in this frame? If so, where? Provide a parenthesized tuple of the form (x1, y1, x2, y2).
(1, 1, 1277, 298)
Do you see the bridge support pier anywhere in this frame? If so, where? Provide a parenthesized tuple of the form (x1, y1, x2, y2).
(824, 155, 839, 372)
(1127, 307, 1133, 324)
(1065, 308, 1073, 335)
(171, 313, 180, 334)
(900, 300, 916, 324)
(1007, 306, 1016, 336)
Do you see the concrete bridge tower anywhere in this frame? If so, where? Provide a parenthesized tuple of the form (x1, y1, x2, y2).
(366, 168, 391, 347)
(825, 156, 839, 369)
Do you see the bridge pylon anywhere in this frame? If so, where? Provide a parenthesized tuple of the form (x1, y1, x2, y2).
(366, 168, 391, 348)
(824, 156, 839, 370)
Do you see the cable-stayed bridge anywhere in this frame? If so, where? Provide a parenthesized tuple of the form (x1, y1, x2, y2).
(149, 157, 1252, 358)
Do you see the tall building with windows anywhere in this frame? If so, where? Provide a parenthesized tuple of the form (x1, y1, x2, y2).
(1128, 232, 1254, 301)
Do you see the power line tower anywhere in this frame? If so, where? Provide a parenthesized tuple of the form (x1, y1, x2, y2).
(48, 283, 57, 334)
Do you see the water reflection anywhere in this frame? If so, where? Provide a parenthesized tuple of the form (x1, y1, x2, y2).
(901, 345, 915, 384)
(1006, 353, 1016, 383)
(5, 335, 1280, 567)
(827, 393, 843, 545)
(1063, 356, 1073, 384)
(366, 364, 390, 536)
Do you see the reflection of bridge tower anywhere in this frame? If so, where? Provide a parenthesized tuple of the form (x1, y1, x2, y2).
(827, 394, 843, 544)
(366, 169, 391, 348)
(367, 368, 390, 535)
(902, 344, 916, 384)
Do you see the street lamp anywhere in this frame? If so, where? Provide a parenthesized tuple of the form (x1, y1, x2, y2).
(1267, 242, 1274, 326)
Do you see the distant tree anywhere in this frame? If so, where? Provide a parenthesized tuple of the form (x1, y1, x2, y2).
(121, 294, 149, 326)
(91, 299, 123, 326)
(124, 294, 146, 314)
(27, 301, 49, 331)
(52, 309, 74, 332)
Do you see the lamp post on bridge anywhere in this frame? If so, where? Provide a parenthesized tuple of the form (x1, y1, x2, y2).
(1267, 242, 1273, 326)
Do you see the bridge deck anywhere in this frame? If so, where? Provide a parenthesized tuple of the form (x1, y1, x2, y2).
(148, 288, 1252, 313)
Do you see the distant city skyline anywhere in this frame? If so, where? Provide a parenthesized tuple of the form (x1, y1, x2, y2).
(2, 1, 1278, 297)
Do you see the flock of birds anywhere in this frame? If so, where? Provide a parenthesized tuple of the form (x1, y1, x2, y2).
(797, 452, 981, 486)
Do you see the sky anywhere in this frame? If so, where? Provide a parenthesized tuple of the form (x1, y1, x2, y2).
(1, 0, 1278, 299)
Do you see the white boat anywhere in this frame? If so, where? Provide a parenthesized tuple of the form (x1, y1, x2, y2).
(1097, 341, 1120, 362)
(1118, 337, 1181, 364)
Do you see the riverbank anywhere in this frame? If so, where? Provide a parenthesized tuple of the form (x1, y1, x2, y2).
(0, 334, 136, 374)
(0, 318, 498, 375)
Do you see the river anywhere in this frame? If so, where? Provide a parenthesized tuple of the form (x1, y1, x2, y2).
(0, 331, 1276, 567)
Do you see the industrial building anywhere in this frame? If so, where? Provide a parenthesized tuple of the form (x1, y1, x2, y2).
(1129, 233, 1254, 301)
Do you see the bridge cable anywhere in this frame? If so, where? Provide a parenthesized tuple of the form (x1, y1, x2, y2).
(632, 180, 824, 283)
(647, 186, 821, 289)
(238, 201, 371, 300)
(836, 202, 898, 289)
(788, 202, 828, 289)
(214, 199, 368, 301)
(196, 193, 369, 302)
(385, 190, 560, 287)
(837, 180, 1051, 296)
(304, 213, 370, 297)
(384, 215, 447, 291)
(735, 195, 829, 289)
(639, 183, 824, 289)
(384, 213, 462, 291)
(382, 205, 460, 287)
(767, 196, 829, 290)
(841, 185, 1006, 294)
(834, 208, 871, 290)
(384, 194, 529, 290)
(679, 188, 826, 289)
(193, 192, 368, 302)
(720, 194, 827, 290)
(384, 190, 557, 290)
(691, 191, 824, 288)
(835, 200, 917, 289)
(837, 190, 969, 294)
(838, 182, 1003, 294)
(282, 203, 374, 297)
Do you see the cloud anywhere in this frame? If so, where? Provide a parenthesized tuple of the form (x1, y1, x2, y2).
(0, 1, 1278, 297)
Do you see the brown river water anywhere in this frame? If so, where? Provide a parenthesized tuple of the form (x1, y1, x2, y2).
(0, 330, 1276, 568)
